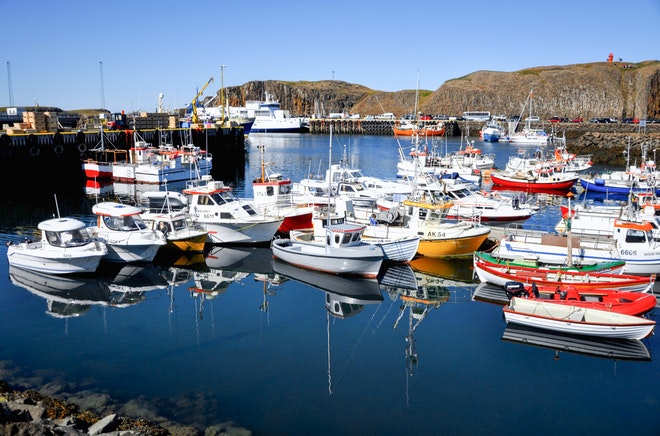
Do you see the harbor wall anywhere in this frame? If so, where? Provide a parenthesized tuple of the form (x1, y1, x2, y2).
(0, 127, 246, 199)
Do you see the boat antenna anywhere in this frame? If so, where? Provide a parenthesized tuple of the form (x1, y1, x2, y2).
(53, 193, 61, 219)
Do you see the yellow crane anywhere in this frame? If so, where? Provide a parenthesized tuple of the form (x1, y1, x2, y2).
(191, 77, 214, 124)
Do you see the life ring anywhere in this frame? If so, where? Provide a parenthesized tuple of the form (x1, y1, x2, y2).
(54, 144, 65, 156)
(29, 146, 40, 157)
(77, 143, 87, 153)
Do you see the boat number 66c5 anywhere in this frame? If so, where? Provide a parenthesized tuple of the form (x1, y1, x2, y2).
(620, 250, 637, 256)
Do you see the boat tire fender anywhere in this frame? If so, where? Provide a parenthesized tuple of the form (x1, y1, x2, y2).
(54, 144, 65, 156)
(386, 210, 397, 223)
(29, 145, 40, 157)
(77, 143, 87, 153)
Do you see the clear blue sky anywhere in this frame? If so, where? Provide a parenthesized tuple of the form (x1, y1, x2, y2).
(2, 0, 658, 113)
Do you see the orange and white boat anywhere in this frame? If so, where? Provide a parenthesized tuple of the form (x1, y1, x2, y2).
(393, 122, 445, 137)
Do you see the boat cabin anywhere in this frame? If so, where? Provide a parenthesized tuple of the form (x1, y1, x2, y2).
(324, 223, 366, 248)
(39, 218, 95, 248)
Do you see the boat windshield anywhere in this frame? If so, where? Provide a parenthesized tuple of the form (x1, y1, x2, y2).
(210, 191, 237, 205)
(46, 229, 93, 247)
(103, 215, 148, 231)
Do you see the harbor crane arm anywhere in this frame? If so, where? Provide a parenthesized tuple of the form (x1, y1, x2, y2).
(191, 77, 214, 124)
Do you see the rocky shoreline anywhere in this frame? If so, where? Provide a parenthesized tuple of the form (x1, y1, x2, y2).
(1, 362, 251, 435)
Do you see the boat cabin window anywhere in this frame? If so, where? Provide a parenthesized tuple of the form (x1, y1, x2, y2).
(242, 205, 257, 215)
(265, 186, 274, 196)
(279, 184, 291, 195)
(158, 222, 172, 234)
(104, 215, 147, 231)
(48, 229, 92, 247)
(172, 219, 186, 230)
(625, 229, 648, 244)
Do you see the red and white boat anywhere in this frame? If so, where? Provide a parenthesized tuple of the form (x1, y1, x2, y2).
(474, 251, 655, 293)
(250, 145, 313, 237)
(393, 122, 445, 137)
(501, 281, 657, 316)
(82, 127, 129, 179)
(503, 296, 656, 339)
(490, 166, 578, 192)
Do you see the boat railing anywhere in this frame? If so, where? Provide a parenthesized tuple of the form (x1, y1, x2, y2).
(504, 222, 616, 250)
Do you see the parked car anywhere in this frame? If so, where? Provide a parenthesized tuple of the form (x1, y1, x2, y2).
(571, 117, 584, 123)
(589, 117, 600, 123)
(548, 116, 561, 123)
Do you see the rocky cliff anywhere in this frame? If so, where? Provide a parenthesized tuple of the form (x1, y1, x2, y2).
(215, 61, 660, 120)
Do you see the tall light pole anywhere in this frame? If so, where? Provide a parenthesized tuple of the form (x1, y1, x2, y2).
(99, 61, 106, 110)
(220, 64, 227, 122)
(6, 61, 14, 106)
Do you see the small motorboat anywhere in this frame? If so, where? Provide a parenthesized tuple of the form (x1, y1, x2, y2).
(140, 191, 209, 253)
(503, 296, 655, 340)
(271, 222, 385, 278)
(502, 281, 657, 316)
(6, 217, 107, 275)
(89, 202, 167, 263)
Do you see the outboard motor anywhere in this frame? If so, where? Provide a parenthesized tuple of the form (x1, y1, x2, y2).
(504, 281, 526, 299)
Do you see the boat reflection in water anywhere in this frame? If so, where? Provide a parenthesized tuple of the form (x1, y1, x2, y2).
(502, 323, 651, 362)
(272, 258, 384, 312)
(408, 255, 476, 284)
(472, 282, 510, 305)
(273, 258, 384, 395)
(8, 265, 156, 319)
(380, 263, 456, 405)
(186, 247, 280, 318)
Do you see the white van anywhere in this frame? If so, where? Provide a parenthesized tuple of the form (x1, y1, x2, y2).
(375, 113, 395, 120)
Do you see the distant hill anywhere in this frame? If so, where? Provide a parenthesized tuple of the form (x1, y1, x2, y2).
(217, 60, 660, 120)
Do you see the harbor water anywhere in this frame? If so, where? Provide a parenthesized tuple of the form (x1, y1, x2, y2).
(0, 133, 658, 435)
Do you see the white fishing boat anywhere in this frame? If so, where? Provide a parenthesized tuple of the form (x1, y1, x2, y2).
(291, 218, 420, 263)
(496, 217, 660, 275)
(6, 217, 107, 275)
(249, 144, 313, 237)
(182, 176, 284, 244)
(271, 222, 385, 278)
(241, 92, 309, 133)
(89, 202, 167, 263)
(503, 296, 655, 340)
(112, 130, 212, 184)
(506, 89, 556, 146)
(81, 126, 129, 180)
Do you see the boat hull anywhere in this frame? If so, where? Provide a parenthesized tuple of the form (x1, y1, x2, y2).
(490, 172, 577, 192)
(201, 220, 283, 245)
(503, 297, 655, 340)
(579, 178, 660, 196)
(496, 235, 660, 275)
(417, 231, 489, 258)
(7, 243, 105, 275)
(369, 236, 420, 263)
(473, 252, 654, 292)
(271, 239, 384, 278)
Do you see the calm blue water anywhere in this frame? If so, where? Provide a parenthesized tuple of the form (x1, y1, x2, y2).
(1, 133, 659, 435)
